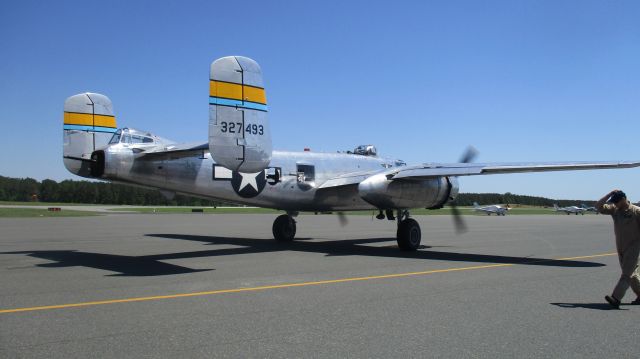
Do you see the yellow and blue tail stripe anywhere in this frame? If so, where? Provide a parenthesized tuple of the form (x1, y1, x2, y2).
(63, 112, 118, 133)
(209, 80, 268, 112)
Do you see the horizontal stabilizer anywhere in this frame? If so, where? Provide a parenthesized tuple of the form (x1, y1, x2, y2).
(135, 142, 209, 160)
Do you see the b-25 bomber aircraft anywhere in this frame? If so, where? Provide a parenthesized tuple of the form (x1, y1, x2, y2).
(62, 56, 640, 251)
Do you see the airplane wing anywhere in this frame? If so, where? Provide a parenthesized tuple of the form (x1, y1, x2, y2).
(389, 161, 640, 180)
(318, 169, 386, 188)
(318, 161, 640, 189)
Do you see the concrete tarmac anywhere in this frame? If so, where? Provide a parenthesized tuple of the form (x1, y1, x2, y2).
(1, 213, 639, 358)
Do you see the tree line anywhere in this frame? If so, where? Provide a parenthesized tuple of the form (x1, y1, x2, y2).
(0, 175, 594, 207)
(0, 176, 220, 206)
(453, 192, 595, 208)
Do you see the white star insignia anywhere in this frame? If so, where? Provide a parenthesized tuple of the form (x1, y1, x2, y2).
(238, 172, 259, 192)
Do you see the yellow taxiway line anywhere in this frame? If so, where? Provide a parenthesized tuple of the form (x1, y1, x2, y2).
(0, 252, 615, 315)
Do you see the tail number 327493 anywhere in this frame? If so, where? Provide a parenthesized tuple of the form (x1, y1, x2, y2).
(220, 121, 264, 135)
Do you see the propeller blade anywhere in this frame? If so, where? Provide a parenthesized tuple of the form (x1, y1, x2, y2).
(450, 203, 468, 234)
(450, 145, 476, 234)
(458, 145, 478, 163)
(337, 212, 348, 227)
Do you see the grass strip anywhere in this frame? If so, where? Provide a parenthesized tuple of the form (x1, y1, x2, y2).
(0, 208, 101, 218)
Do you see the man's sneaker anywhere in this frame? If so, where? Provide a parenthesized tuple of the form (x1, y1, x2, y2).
(605, 295, 621, 309)
(631, 297, 640, 305)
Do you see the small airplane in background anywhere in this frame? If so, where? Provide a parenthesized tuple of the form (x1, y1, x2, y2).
(553, 204, 587, 215)
(581, 204, 598, 213)
(61, 55, 640, 251)
(473, 202, 510, 216)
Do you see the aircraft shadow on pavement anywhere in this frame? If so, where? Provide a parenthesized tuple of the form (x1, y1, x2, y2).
(1, 235, 604, 277)
(550, 303, 625, 311)
(145, 234, 605, 268)
(2, 250, 212, 277)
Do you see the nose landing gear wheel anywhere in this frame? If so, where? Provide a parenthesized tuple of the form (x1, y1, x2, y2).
(397, 218, 421, 251)
(273, 214, 296, 241)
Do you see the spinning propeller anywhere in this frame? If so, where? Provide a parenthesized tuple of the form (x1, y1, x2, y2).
(337, 212, 349, 227)
(450, 146, 478, 234)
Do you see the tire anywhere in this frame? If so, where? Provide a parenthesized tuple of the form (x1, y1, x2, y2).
(397, 218, 421, 251)
(272, 215, 296, 241)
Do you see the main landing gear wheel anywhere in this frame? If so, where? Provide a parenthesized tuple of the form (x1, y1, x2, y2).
(397, 218, 421, 251)
(273, 214, 296, 241)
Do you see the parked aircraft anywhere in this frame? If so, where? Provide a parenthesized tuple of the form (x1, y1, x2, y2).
(553, 204, 587, 215)
(473, 202, 510, 216)
(62, 56, 640, 250)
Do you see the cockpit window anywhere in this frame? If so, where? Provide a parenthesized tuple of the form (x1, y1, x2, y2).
(121, 134, 154, 144)
(108, 130, 122, 144)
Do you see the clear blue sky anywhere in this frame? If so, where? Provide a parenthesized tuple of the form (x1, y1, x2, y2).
(1, 0, 639, 200)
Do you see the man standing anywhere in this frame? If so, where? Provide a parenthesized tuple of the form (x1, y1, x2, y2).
(596, 189, 640, 308)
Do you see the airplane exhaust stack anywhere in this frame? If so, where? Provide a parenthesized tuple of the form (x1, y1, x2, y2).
(209, 56, 272, 173)
(63, 93, 117, 178)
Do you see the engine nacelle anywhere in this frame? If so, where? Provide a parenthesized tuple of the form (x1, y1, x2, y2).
(358, 174, 458, 209)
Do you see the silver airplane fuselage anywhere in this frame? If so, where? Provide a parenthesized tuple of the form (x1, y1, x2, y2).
(94, 137, 452, 213)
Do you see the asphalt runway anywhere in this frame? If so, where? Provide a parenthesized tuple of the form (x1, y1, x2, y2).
(1, 213, 639, 358)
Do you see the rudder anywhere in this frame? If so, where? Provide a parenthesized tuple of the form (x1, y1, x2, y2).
(63, 93, 117, 177)
(208, 56, 272, 173)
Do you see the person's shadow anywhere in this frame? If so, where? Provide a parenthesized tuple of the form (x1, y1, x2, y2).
(551, 302, 627, 311)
